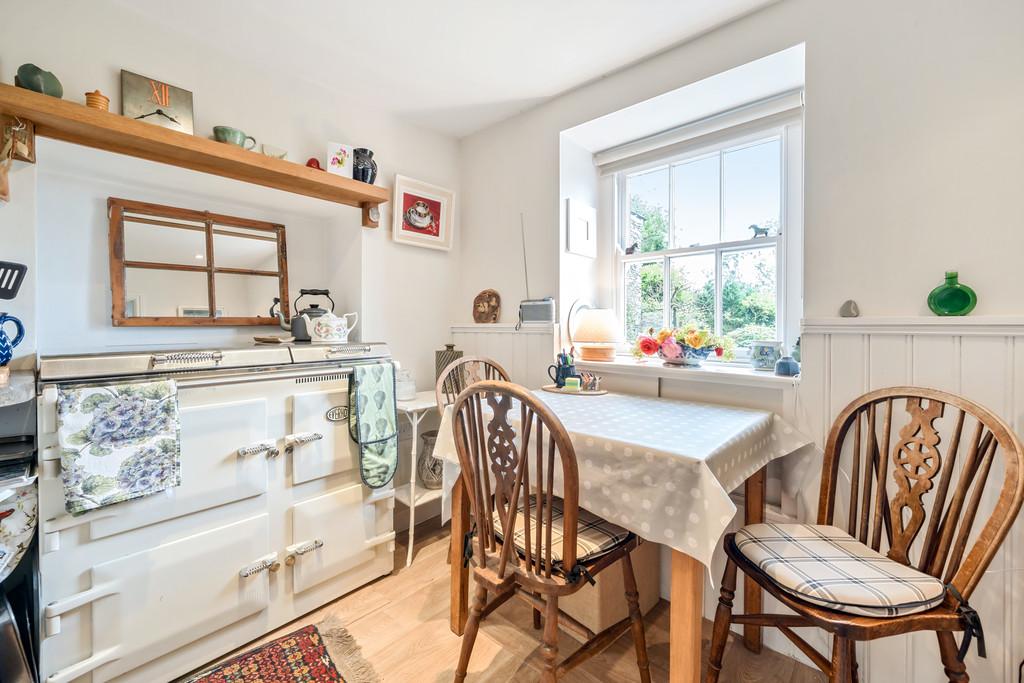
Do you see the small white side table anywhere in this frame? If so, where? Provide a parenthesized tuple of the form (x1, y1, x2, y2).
(395, 390, 441, 568)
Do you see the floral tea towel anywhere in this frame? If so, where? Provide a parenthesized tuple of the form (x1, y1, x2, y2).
(57, 380, 182, 515)
(0, 482, 37, 583)
(348, 362, 398, 489)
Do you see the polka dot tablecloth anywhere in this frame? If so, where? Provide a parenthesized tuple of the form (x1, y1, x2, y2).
(438, 391, 812, 570)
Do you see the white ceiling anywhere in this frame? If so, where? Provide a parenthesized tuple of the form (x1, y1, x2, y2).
(113, 0, 777, 138)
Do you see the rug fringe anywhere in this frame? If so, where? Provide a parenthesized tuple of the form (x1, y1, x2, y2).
(317, 615, 382, 683)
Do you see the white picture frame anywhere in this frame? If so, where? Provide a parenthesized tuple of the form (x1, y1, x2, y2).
(392, 174, 455, 251)
(566, 198, 597, 258)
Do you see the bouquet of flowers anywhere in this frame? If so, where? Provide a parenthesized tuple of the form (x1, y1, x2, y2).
(631, 324, 734, 366)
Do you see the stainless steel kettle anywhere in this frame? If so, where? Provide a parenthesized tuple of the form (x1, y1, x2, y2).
(270, 289, 335, 343)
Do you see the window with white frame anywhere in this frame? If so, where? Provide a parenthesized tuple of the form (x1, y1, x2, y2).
(616, 120, 802, 360)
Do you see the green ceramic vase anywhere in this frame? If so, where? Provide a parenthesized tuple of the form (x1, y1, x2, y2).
(927, 271, 976, 316)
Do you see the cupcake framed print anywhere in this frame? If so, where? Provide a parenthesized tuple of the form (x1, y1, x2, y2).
(392, 175, 455, 251)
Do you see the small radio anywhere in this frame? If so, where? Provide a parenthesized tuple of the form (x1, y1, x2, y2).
(516, 297, 556, 329)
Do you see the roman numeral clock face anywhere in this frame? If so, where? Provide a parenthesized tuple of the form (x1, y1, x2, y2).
(120, 69, 194, 135)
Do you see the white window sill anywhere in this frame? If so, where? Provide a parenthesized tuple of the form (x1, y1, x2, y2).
(575, 355, 800, 389)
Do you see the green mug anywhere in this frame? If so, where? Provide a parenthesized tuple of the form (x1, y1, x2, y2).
(213, 126, 256, 150)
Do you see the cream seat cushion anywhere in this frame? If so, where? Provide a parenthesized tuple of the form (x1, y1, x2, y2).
(735, 522, 946, 618)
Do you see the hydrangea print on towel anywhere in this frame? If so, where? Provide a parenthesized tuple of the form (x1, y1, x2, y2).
(57, 380, 181, 515)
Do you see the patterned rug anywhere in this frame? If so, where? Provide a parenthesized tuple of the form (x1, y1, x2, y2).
(184, 617, 380, 683)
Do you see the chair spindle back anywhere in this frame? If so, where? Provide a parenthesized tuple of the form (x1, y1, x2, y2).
(451, 381, 580, 580)
(820, 387, 1024, 600)
(436, 356, 511, 416)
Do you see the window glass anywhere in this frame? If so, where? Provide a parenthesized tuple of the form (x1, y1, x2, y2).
(723, 139, 781, 242)
(668, 253, 715, 330)
(625, 167, 669, 253)
(623, 260, 663, 341)
(721, 246, 777, 350)
(671, 155, 719, 248)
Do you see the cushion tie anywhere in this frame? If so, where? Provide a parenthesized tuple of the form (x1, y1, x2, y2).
(567, 564, 597, 586)
(946, 583, 986, 661)
(462, 527, 476, 568)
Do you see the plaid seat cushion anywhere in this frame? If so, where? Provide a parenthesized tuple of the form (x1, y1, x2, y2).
(735, 523, 946, 618)
(492, 495, 634, 566)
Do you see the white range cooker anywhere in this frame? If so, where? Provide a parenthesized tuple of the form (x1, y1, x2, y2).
(35, 343, 396, 683)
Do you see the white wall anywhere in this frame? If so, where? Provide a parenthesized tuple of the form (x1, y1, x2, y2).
(459, 0, 1024, 319)
(557, 135, 601, 345)
(0, 0, 461, 388)
(458, 0, 1024, 679)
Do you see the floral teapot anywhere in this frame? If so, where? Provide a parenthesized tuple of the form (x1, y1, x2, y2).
(310, 310, 358, 344)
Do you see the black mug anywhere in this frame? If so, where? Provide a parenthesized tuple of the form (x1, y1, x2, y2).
(547, 364, 578, 388)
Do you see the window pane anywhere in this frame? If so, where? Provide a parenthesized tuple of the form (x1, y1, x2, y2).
(623, 260, 663, 341)
(626, 167, 669, 253)
(671, 155, 719, 247)
(723, 139, 781, 242)
(721, 247, 777, 350)
(669, 253, 715, 330)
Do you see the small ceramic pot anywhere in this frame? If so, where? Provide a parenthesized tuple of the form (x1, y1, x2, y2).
(774, 355, 800, 377)
(750, 340, 783, 371)
(85, 90, 110, 111)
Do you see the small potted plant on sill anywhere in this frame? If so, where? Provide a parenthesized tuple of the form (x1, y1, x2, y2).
(631, 324, 734, 367)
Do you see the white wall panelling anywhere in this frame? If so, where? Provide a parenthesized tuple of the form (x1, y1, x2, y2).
(450, 324, 560, 390)
(799, 318, 1024, 683)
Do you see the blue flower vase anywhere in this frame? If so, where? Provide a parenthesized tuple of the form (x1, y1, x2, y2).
(0, 313, 25, 366)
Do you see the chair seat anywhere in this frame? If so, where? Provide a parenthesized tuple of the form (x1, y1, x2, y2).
(735, 523, 946, 618)
(492, 495, 634, 566)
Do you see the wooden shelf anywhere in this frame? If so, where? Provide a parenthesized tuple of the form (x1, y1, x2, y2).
(0, 83, 389, 227)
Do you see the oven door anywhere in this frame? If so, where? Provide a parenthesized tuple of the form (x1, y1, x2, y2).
(289, 388, 357, 484)
(42, 514, 275, 683)
(39, 387, 271, 541)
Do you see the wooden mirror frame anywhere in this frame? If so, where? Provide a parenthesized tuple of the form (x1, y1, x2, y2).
(108, 197, 289, 326)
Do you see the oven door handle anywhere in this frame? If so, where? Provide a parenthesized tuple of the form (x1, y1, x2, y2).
(284, 431, 323, 455)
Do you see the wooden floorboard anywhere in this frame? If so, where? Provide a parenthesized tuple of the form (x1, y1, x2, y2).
(197, 519, 825, 682)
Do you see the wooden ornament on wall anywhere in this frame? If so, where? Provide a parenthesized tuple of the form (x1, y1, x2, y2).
(472, 289, 501, 323)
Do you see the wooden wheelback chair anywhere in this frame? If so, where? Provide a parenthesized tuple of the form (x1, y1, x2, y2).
(707, 387, 1024, 682)
(451, 380, 651, 682)
(435, 356, 511, 415)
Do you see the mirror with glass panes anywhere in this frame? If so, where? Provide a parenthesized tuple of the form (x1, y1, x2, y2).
(108, 197, 289, 326)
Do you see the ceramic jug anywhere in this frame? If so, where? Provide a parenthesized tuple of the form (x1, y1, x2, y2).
(0, 313, 25, 366)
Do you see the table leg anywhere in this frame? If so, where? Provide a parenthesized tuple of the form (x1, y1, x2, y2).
(670, 550, 703, 683)
(743, 466, 766, 653)
(449, 474, 469, 636)
(406, 411, 420, 569)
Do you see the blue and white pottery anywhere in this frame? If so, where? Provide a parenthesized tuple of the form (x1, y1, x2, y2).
(659, 344, 714, 367)
(749, 340, 783, 371)
(0, 313, 25, 366)
(774, 355, 800, 377)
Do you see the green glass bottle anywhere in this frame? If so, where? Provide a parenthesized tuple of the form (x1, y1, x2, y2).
(927, 271, 977, 316)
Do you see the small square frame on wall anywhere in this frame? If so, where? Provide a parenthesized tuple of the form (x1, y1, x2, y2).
(392, 174, 455, 251)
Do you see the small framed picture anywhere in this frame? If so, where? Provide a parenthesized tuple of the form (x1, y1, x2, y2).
(392, 175, 455, 251)
(566, 198, 597, 258)
(326, 142, 353, 178)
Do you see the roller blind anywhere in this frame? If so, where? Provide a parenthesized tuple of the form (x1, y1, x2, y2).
(595, 89, 803, 175)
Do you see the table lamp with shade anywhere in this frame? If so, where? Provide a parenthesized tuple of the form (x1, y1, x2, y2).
(571, 308, 620, 361)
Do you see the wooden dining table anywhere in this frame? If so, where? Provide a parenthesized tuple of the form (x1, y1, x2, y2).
(437, 390, 811, 682)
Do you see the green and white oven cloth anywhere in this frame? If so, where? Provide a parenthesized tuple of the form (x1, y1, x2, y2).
(348, 361, 399, 488)
(57, 380, 182, 515)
